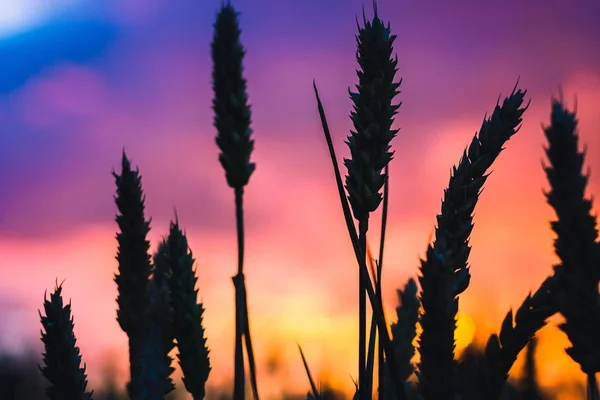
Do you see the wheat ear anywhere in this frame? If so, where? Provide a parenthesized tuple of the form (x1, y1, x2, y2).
(162, 219, 211, 399)
(39, 283, 93, 400)
(417, 83, 528, 399)
(543, 96, 600, 398)
(212, 3, 259, 398)
(113, 150, 161, 399)
(483, 275, 557, 399)
(345, 3, 401, 396)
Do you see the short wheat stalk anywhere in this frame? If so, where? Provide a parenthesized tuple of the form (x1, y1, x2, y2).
(212, 3, 258, 399)
(380, 277, 419, 400)
(543, 96, 600, 399)
(113, 151, 174, 399)
(39, 283, 93, 400)
(148, 241, 177, 396)
(161, 219, 211, 399)
(391, 278, 419, 383)
(417, 84, 528, 399)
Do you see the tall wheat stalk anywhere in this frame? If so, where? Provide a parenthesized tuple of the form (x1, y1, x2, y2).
(542, 96, 600, 399)
(212, 2, 258, 399)
(344, 3, 401, 397)
(313, 79, 406, 400)
(417, 84, 528, 399)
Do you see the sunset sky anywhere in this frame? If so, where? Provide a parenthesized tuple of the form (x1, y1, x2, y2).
(1, 0, 599, 398)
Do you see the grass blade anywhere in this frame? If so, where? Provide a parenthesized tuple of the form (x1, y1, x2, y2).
(378, 165, 389, 400)
(365, 314, 377, 399)
(298, 344, 321, 400)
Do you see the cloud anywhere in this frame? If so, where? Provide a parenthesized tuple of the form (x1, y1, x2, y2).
(0, 19, 116, 92)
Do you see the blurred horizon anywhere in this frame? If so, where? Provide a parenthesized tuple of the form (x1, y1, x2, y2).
(1, 0, 599, 398)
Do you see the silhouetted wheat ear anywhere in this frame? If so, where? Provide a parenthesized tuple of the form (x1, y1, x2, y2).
(114, 150, 173, 400)
(113, 150, 152, 336)
(163, 219, 211, 399)
(543, 98, 600, 389)
(212, 1, 255, 190)
(379, 277, 419, 400)
(212, 3, 260, 399)
(483, 275, 557, 400)
(345, 2, 401, 222)
(417, 84, 528, 400)
(345, 4, 402, 397)
(39, 283, 93, 400)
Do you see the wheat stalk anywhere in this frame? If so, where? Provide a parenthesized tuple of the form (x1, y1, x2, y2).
(392, 278, 419, 383)
(379, 277, 419, 400)
(113, 150, 152, 336)
(483, 275, 557, 399)
(39, 283, 93, 400)
(542, 96, 600, 398)
(345, 3, 401, 396)
(417, 84, 528, 399)
(161, 219, 211, 399)
(211, 3, 259, 398)
(146, 241, 177, 397)
(313, 80, 406, 400)
(114, 150, 171, 399)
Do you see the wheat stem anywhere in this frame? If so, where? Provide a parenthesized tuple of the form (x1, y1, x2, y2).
(588, 374, 599, 400)
(377, 166, 389, 400)
(358, 218, 368, 399)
